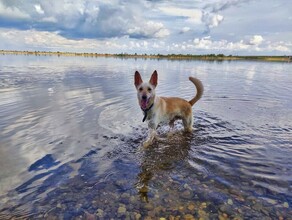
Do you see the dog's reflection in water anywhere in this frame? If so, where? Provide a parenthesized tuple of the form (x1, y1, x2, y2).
(135, 132, 193, 202)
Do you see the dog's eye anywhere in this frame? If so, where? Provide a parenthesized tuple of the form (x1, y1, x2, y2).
(139, 87, 143, 91)
(148, 87, 152, 92)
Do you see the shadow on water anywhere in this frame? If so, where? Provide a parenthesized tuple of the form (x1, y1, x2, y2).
(136, 132, 193, 203)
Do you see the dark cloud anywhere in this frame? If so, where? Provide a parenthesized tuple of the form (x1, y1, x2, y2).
(203, 0, 251, 13)
(200, 0, 251, 34)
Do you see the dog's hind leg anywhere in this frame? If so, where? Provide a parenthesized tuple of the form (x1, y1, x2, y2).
(167, 119, 176, 137)
(183, 115, 193, 133)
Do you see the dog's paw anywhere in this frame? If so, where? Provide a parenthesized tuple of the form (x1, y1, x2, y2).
(184, 127, 193, 133)
(167, 131, 176, 138)
(142, 140, 152, 148)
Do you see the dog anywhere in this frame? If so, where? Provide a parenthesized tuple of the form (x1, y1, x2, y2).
(134, 70, 204, 147)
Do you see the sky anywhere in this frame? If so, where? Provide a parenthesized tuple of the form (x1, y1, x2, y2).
(0, 0, 291, 55)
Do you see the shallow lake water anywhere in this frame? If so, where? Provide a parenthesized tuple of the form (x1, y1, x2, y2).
(0, 55, 291, 219)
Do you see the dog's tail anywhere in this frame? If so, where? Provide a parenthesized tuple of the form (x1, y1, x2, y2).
(188, 77, 204, 106)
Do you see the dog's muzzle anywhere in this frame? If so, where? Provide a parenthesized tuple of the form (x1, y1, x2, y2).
(141, 96, 149, 110)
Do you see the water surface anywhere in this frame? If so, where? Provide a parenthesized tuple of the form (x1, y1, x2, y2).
(0, 55, 291, 219)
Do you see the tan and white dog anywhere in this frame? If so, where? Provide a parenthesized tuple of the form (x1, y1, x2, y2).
(134, 70, 204, 147)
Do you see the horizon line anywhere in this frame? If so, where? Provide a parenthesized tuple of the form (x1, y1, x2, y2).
(1, 49, 291, 62)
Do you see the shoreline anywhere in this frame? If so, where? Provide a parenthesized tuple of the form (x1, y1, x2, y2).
(1, 50, 291, 62)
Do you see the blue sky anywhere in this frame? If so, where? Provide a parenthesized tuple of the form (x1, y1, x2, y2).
(0, 0, 291, 55)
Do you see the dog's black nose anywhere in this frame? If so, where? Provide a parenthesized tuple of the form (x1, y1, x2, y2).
(142, 95, 147, 100)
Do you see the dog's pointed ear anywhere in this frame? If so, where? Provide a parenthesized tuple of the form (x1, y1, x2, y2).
(134, 71, 143, 88)
(149, 70, 158, 87)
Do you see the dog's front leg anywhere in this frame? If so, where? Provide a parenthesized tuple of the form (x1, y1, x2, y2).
(142, 119, 158, 148)
(143, 128, 157, 148)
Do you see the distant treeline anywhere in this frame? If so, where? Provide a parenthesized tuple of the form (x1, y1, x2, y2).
(1, 50, 291, 62)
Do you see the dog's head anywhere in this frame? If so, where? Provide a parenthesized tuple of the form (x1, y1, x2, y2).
(134, 70, 157, 110)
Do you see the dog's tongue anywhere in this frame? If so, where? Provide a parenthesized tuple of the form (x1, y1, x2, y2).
(141, 99, 148, 110)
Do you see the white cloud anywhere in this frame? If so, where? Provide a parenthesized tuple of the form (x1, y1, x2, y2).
(34, 4, 44, 15)
(210, 14, 224, 28)
(181, 27, 191, 33)
(127, 21, 169, 38)
(267, 41, 290, 52)
(249, 35, 264, 45)
(193, 36, 213, 49)
(193, 37, 248, 51)
(0, 28, 107, 51)
(159, 6, 202, 24)
(185, 36, 290, 54)
(202, 12, 224, 30)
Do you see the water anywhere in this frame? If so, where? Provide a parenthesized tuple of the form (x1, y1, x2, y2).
(0, 55, 291, 219)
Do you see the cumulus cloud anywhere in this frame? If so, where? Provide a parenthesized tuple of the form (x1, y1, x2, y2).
(34, 4, 44, 15)
(180, 36, 290, 54)
(249, 35, 264, 45)
(192, 36, 250, 51)
(266, 41, 290, 52)
(202, 12, 224, 30)
(127, 21, 169, 38)
(0, 0, 169, 39)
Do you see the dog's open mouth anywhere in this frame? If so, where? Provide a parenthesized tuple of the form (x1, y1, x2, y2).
(141, 99, 149, 110)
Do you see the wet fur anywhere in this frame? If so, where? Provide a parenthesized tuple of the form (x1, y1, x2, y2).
(134, 70, 203, 147)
